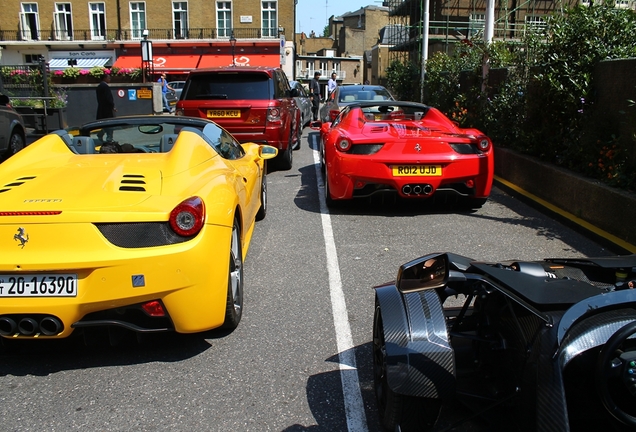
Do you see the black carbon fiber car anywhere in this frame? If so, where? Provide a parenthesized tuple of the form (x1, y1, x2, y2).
(373, 252, 636, 431)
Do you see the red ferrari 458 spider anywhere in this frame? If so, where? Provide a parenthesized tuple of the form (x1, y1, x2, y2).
(317, 101, 494, 208)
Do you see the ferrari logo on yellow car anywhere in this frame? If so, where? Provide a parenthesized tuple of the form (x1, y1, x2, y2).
(13, 227, 29, 248)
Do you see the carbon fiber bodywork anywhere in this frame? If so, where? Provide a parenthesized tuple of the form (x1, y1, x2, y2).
(375, 284, 455, 399)
(373, 252, 636, 432)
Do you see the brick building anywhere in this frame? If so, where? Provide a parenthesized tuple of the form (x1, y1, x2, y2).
(0, 0, 296, 79)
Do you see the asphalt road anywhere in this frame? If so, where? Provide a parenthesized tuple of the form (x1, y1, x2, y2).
(0, 127, 611, 431)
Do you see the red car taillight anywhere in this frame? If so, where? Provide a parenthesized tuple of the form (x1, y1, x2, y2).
(169, 196, 205, 237)
(267, 107, 282, 126)
(336, 137, 352, 152)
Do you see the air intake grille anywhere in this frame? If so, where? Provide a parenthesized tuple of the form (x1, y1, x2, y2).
(95, 222, 194, 248)
(120, 174, 146, 192)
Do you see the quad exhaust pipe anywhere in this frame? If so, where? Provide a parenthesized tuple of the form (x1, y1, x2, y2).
(0, 315, 63, 337)
(402, 184, 433, 196)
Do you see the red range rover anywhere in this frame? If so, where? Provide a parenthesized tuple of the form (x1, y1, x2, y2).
(176, 66, 300, 170)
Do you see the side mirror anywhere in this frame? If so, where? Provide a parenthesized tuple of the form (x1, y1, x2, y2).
(396, 253, 449, 293)
(290, 88, 299, 98)
(309, 121, 322, 130)
(259, 145, 278, 160)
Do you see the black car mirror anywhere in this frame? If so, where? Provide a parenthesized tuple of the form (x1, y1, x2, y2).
(396, 253, 449, 293)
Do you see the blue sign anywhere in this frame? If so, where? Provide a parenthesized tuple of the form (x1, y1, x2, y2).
(128, 89, 137, 100)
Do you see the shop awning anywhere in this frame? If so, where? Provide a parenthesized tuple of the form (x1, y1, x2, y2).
(48, 57, 111, 69)
(197, 53, 280, 69)
(113, 54, 200, 74)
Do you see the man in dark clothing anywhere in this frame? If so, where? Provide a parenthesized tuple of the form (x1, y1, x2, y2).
(96, 74, 116, 141)
(310, 71, 321, 121)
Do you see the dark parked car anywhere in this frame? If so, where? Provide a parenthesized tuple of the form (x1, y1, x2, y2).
(289, 80, 312, 130)
(168, 80, 186, 99)
(176, 66, 301, 170)
(373, 252, 636, 432)
(320, 85, 394, 122)
(0, 94, 27, 158)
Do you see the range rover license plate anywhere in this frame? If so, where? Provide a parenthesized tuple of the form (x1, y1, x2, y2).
(207, 110, 240, 118)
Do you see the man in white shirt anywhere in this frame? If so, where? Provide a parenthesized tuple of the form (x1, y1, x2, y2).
(327, 72, 338, 101)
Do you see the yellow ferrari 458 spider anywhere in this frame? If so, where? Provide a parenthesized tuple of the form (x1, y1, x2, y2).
(0, 116, 277, 345)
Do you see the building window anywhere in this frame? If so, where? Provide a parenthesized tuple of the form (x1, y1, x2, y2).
(173, 2, 188, 38)
(54, 3, 73, 41)
(525, 15, 546, 30)
(468, 14, 485, 37)
(262, 1, 277, 38)
(24, 54, 42, 64)
(89, 3, 106, 40)
(320, 61, 328, 74)
(130, 2, 146, 40)
(19, 3, 40, 41)
(217, 2, 232, 38)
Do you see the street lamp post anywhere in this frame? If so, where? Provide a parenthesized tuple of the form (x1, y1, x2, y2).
(230, 34, 237, 66)
(140, 29, 153, 83)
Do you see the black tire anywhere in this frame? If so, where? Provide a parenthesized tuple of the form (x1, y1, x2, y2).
(324, 165, 341, 208)
(6, 130, 25, 157)
(293, 112, 302, 150)
(464, 197, 487, 209)
(275, 132, 293, 171)
(319, 138, 326, 173)
(255, 167, 267, 221)
(222, 218, 243, 329)
(373, 304, 441, 432)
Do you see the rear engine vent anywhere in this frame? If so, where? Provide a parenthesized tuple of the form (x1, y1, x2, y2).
(119, 174, 147, 192)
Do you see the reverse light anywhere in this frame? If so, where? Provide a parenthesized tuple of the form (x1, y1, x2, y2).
(336, 137, 352, 152)
(267, 107, 282, 125)
(478, 138, 491, 151)
(169, 196, 205, 237)
(141, 300, 166, 317)
(465, 179, 474, 188)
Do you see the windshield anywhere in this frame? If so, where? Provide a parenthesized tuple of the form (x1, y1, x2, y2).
(183, 73, 272, 100)
(338, 87, 393, 103)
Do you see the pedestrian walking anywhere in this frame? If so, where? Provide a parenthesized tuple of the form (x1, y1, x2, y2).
(327, 72, 338, 101)
(310, 71, 321, 121)
(96, 73, 116, 141)
(158, 73, 175, 113)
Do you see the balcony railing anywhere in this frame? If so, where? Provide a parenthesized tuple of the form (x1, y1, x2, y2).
(295, 69, 347, 80)
(0, 27, 283, 42)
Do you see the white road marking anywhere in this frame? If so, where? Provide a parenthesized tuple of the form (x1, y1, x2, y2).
(312, 144, 369, 432)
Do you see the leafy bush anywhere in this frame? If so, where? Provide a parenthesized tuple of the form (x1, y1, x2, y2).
(408, 1, 636, 191)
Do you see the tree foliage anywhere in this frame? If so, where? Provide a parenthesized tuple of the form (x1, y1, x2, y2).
(412, 2, 636, 190)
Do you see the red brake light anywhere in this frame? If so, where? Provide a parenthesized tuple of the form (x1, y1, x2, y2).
(141, 300, 166, 317)
(336, 138, 352, 152)
(169, 196, 205, 237)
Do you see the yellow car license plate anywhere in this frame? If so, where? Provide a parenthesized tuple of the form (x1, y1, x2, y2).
(0, 274, 78, 297)
(392, 165, 442, 176)
(207, 109, 240, 118)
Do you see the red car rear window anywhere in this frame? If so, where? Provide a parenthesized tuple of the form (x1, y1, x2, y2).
(183, 73, 272, 101)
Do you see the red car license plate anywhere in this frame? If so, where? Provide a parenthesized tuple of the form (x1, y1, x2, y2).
(392, 165, 442, 176)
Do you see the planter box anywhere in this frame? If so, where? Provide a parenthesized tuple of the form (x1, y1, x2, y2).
(34, 107, 68, 132)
